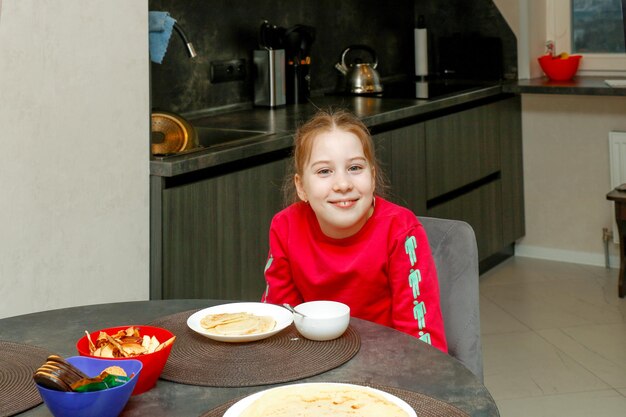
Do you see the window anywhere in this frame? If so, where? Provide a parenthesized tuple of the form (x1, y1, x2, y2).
(572, 0, 625, 53)
(549, 0, 626, 75)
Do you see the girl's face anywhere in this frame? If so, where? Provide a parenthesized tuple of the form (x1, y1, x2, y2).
(295, 128, 375, 239)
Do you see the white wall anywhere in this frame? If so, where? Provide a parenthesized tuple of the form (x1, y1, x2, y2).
(0, 0, 150, 318)
(518, 95, 622, 266)
(492, 0, 621, 267)
(492, 0, 519, 35)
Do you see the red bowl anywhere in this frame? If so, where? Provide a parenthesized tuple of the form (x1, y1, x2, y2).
(76, 325, 175, 395)
(538, 54, 582, 81)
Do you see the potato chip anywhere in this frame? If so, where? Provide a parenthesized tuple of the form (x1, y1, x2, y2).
(85, 326, 175, 358)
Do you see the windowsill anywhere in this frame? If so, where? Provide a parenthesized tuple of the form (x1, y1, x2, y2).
(502, 76, 626, 97)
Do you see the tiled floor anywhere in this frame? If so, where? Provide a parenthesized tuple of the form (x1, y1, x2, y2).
(480, 256, 626, 417)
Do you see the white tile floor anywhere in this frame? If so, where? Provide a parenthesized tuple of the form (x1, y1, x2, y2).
(480, 256, 626, 417)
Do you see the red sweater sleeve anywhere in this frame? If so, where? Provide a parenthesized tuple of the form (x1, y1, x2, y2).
(388, 223, 448, 353)
(261, 214, 304, 306)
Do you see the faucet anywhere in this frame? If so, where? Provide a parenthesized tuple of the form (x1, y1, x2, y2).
(173, 22, 197, 58)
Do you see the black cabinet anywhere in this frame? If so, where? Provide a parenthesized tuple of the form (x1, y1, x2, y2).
(151, 153, 288, 300)
(375, 122, 427, 214)
(428, 180, 503, 261)
(424, 101, 501, 200)
(373, 95, 524, 267)
(499, 96, 525, 246)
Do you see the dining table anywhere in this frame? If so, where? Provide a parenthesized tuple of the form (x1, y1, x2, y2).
(0, 299, 500, 417)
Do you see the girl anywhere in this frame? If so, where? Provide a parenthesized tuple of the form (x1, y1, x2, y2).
(262, 109, 447, 352)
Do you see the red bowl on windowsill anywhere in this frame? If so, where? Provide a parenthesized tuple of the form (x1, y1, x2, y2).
(538, 54, 582, 81)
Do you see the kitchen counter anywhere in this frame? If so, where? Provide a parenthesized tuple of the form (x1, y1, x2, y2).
(503, 75, 626, 96)
(150, 84, 504, 177)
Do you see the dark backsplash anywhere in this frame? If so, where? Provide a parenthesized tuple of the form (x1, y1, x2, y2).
(149, 0, 516, 114)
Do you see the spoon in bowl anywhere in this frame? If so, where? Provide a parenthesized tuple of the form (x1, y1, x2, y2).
(283, 303, 306, 318)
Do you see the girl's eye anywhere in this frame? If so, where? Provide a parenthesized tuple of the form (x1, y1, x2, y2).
(348, 165, 364, 172)
(316, 168, 332, 176)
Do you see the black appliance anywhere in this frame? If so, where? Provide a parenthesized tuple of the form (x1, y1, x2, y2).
(436, 34, 504, 80)
(282, 24, 316, 104)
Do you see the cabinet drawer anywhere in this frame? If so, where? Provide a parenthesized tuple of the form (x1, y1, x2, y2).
(427, 180, 503, 261)
(425, 102, 501, 199)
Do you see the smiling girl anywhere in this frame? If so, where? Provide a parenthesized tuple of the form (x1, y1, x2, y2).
(262, 109, 447, 352)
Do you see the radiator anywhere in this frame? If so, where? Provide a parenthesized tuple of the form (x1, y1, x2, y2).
(609, 132, 626, 243)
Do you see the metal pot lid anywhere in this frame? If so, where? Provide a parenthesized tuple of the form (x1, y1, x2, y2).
(151, 111, 194, 155)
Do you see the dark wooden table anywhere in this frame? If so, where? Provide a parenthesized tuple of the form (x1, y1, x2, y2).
(607, 189, 626, 298)
(1, 299, 499, 416)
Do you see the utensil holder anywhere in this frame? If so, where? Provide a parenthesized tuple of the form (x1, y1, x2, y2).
(253, 49, 286, 107)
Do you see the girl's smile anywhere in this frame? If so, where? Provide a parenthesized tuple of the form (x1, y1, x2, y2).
(331, 199, 357, 208)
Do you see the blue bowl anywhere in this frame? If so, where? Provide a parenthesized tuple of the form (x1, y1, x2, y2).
(35, 356, 142, 417)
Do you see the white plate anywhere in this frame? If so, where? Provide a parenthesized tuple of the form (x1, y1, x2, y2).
(186, 302, 293, 343)
(223, 382, 417, 417)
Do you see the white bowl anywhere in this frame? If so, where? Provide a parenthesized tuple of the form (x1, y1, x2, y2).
(293, 301, 350, 341)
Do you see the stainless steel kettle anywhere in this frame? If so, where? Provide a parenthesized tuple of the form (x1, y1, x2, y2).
(334, 45, 383, 94)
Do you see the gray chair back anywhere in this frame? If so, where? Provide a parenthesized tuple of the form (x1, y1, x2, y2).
(419, 216, 483, 382)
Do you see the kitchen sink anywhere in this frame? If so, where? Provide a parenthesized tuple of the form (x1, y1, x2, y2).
(151, 126, 273, 159)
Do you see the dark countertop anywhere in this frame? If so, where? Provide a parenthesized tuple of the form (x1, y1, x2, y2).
(150, 85, 504, 177)
(2, 299, 500, 417)
(503, 75, 626, 96)
(151, 75, 626, 178)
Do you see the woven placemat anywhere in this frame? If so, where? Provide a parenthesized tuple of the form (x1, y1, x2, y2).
(149, 309, 360, 387)
(0, 341, 51, 417)
(199, 382, 470, 417)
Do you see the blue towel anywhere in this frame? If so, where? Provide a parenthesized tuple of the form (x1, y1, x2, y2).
(149, 11, 176, 64)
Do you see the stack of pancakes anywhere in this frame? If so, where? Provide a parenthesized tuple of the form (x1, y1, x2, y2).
(200, 312, 276, 336)
(239, 384, 410, 417)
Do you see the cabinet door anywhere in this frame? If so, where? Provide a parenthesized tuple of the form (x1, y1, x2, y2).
(499, 96, 525, 243)
(161, 157, 288, 300)
(425, 103, 501, 199)
(374, 123, 427, 214)
(427, 180, 503, 261)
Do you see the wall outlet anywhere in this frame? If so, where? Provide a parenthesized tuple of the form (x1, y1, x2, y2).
(210, 59, 247, 83)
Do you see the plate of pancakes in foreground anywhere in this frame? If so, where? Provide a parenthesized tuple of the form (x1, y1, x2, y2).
(186, 302, 294, 343)
(223, 382, 416, 417)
